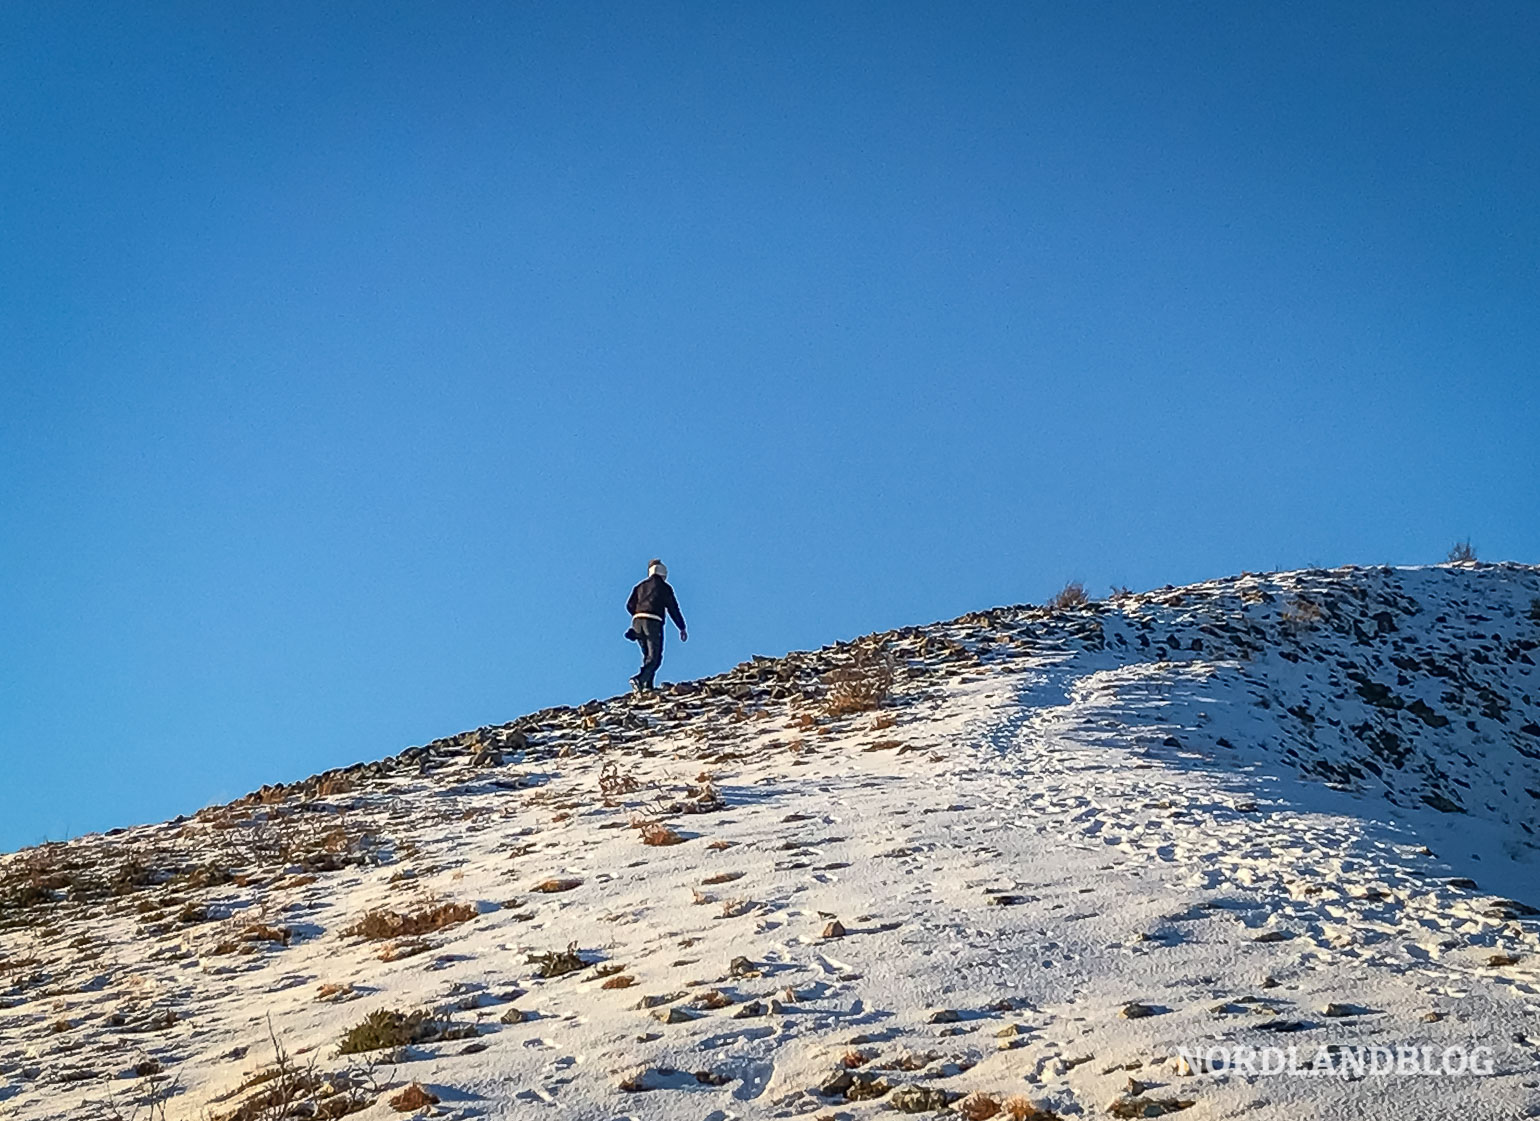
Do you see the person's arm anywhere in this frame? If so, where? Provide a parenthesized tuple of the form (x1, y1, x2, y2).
(666, 587, 687, 639)
(626, 585, 638, 615)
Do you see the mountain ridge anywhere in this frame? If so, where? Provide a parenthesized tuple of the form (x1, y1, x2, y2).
(4, 561, 1540, 1121)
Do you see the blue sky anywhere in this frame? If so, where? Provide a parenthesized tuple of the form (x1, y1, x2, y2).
(2, 3, 1536, 851)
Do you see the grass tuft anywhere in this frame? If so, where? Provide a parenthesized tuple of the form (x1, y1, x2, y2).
(343, 901, 475, 941)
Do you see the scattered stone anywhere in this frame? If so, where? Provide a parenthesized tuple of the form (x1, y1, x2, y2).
(844, 1074, 892, 1101)
(651, 1005, 699, 1024)
(1108, 1096, 1195, 1118)
(928, 1008, 963, 1023)
(692, 988, 733, 1009)
(1120, 1002, 1160, 1019)
(819, 1069, 854, 1097)
(889, 1085, 953, 1112)
(822, 919, 847, 939)
(531, 877, 583, 894)
(635, 992, 688, 1009)
(1253, 930, 1293, 943)
(388, 1083, 440, 1112)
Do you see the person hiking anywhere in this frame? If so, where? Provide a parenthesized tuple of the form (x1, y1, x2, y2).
(625, 559, 687, 692)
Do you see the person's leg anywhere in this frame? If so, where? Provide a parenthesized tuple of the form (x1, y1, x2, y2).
(639, 618, 665, 689)
(631, 627, 649, 691)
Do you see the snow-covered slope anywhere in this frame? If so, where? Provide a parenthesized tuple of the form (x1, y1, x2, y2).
(4, 563, 1540, 1121)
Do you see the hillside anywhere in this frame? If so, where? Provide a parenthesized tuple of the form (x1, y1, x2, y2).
(4, 562, 1540, 1121)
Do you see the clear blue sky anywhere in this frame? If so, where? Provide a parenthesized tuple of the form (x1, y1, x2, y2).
(2, 3, 1536, 851)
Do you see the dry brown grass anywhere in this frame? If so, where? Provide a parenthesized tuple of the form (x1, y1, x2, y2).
(601, 974, 636, 989)
(210, 922, 292, 956)
(1280, 595, 1325, 633)
(219, 1019, 373, 1121)
(376, 940, 431, 962)
(531, 877, 582, 893)
(632, 819, 686, 846)
(312, 773, 356, 799)
(822, 653, 895, 717)
(1048, 581, 1088, 610)
(599, 761, 644, 800)
(1001, 1095, 1062, 1120)
(527, 942, 586, 978)
(344, 901, 475, 941)
(955, 1093, 1002, 1120)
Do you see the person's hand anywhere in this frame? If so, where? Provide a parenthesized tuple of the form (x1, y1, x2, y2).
(680, 630, 688, 642)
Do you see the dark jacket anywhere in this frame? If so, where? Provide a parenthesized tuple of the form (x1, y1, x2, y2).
(627, 575, 686, 631)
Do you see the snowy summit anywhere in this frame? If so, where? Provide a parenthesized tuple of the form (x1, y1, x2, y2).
(4, 562, 1540, 1120)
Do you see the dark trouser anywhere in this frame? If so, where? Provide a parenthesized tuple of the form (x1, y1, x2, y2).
(632, 616, 665, 689)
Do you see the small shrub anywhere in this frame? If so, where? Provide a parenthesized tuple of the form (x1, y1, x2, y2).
(599, 761, 643, 799)
(344, 901, 475, 941)
(528, 942, 587, 978)
(1447, 539, 1477, 563)
(337, 1008, 470, 1055)
(822, 653, 894, 717)
(665, 781, 725, 814)
(1048, 581, 1088, 610)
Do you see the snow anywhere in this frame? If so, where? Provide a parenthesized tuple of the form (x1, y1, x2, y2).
(3, 562, 1540, 1120)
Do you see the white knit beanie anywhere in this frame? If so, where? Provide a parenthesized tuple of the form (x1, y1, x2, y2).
(648, 559, 667, 579)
